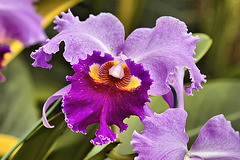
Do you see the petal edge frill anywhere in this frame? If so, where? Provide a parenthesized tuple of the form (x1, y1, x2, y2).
(31, 47, 53, 69)
(123, 16, 206, 97)
(31, 10, 125, 68)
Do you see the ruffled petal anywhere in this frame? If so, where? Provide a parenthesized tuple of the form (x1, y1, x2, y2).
(31, 9, 125, 68)
(189, 115, 240, 159)
(31, 47, 53, 69)
(42, 85, 71, 128)
(90, 125, 117, 145)
(0, 44, 11, 82)
(62, 51, 152, 145)
(123, 16, 206, 96)
(131, 108, 188, 160)
(0, 0, 46, 46)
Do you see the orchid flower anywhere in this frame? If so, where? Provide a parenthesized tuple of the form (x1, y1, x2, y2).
(0, 0, 46, 46)
(0, 0, 46, 81)
(131, 108, 240, 160)
(31, 10, 206, 145)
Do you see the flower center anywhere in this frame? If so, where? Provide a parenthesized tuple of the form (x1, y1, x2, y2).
(89, 60, 141, 91)
(109, 62, 125, 79)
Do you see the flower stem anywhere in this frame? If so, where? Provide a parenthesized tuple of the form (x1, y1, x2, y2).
(1, 98, 62, 160)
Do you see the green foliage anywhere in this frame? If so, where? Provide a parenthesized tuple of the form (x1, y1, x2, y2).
(87, 142, 120, 160)
(193, 33, 213, 63)
(185, 79, 240, 146)
(47, 124, 98, 160)
(197, 0, 240, 77)
(114, 116, 144, 155)
(0, 57, 38, 138)
(12, 113, 66, 160)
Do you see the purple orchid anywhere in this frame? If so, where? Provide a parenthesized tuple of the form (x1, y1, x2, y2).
(0, 0, 46, 46)
(31, 10, 206, 145)
(131, 108, 240, 160)
(0, 0, 47, 81)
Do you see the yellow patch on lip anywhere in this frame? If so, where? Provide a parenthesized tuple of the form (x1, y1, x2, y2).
(119, 76, 141, 91)
(89, 63, 102, 83)
(89, 61, 141, 91)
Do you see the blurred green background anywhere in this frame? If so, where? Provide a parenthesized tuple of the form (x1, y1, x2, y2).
(1, 0, 240, 159)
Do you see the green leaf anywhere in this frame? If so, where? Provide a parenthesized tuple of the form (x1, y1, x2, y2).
(87, 142, 120, 160)
(114, 116, 143, 155)
(0, 57, 38, 138)
(193, 33, 213, 63)
(12, 113, 67, 160)
(47, 124, 98, 160)
(106, 150, 137, 160)
(185, 79, 240, 146)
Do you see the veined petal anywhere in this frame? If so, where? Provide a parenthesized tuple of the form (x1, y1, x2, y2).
(62, 51, 152, 145)
(189, 115, 240, 160)
(31, 10, 125, 68)
(123, 16, 206, 97)
(0, 0, 46, 46)
(0, 44, 11, 82)
(131, 108, 188, 160)
(42, 85, 71, 128)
